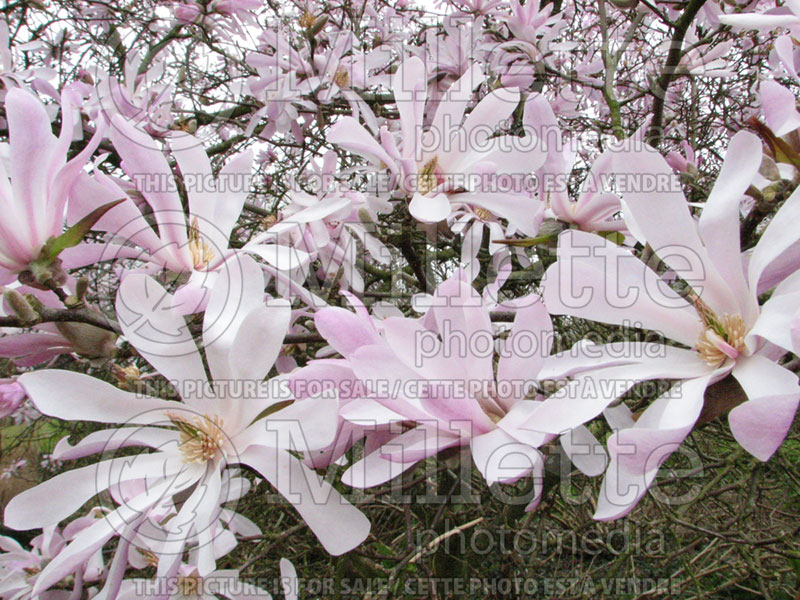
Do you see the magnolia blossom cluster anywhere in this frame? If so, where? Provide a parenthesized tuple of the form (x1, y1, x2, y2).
(0, 0, 799, 598)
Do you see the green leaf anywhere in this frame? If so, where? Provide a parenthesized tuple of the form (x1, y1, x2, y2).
(599, 230, 625, 245)
(38, 198, 125, 264)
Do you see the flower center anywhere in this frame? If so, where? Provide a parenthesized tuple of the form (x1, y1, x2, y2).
(299, 10, 315, 28)
(474, 207, 492, 221)
(168, 412, 225, 464)
(417, 156, 440, 195)
(188, 217, 214, 270)
(175, 573, 203, 598)
(694, 310, 748, 367)
(137, 548, 159, 568)
(333, 68, 350, 88)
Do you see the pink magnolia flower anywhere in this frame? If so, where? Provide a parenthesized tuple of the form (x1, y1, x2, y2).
(306, 271, 607, 509)
(113, 563, 272, 600)
(533, 131, 800, 519)
(247, 152, 391, 295)
(505, 0, 563, 45)
(172, 0, 260, 34)
(328, 56, 546, 232)
(4, 256, 369, 596)
(424, 15, 490, 86)
(523, 94, 627, 235)
(441, 0, 505, 17)
(288, 291, 400, 470)
(75, 51, 175, 138)
(67, 117, 309, 313)
(0, 88, 102, 284)
(676, 32, 734, 78)
(0, 378, 25, 418)
(0, 516, 104, 600)
(76, 470, 261, 600)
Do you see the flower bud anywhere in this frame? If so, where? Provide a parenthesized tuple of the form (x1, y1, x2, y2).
(3, 289, 39, 325)
(55, 306, 117, 359)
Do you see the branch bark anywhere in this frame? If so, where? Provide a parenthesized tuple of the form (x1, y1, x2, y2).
(645, 0, 708, 147)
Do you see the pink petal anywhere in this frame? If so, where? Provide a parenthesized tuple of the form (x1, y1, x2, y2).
(408, 192, 451, 223)
(18, 370, 179, 424)
(470, 428, 541, 485)
(314, 306, 380, 358)
(241, 447, 371, 555)
(115, 274, 209, 399)
(697, 131, 761, 322)
(542, 230, 703, 347)
(611, 140, 738, 316)
(728, 394, 800, 461)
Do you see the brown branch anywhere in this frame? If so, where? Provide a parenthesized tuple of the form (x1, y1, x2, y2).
(645, 0, 708, 147)
(0, 306, 122, 335)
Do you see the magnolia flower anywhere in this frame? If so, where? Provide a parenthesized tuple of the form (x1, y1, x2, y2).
(523, 94, 627, 235)
(4, 255, 369, 597)
(66, 117, 308, 313)
(79, 51, 174, 138)
(0, 515, 104, 600)
(676, 31, 733, 78)
(247, 152, 391, 295)
(305, 271, 607, 509)
(0, 378, 25, 418)
(505, 0, 563, 45)
(288, 291, 401, 470)
(328, 56, 546, 232)
(532, 131, 800, 518)
(0, 88, 102, 284)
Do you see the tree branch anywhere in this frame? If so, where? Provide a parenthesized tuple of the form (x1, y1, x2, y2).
(645, 0, 708, 147)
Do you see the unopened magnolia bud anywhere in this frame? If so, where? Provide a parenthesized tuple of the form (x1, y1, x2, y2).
(55, 306, 117, 359)
(75, 277, 89, 302)
(537, 219, 567, 238)
(357, 208, 374, 226)
(20, 258, 68, 291)
(309, 15, 328, 36)
(77, 69, 94, 85)
(3, 289, 39, 325)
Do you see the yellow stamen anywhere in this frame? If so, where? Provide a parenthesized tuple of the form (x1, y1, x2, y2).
(299, 10, 315, 28)
(188, 217, 215, 270)
(168, 412, 225, 464)
(137, 548, 159, 568)
(695, 314, 748, 367)
(175, 572, 203, 598)
(474, 207, 492, 221)
(417, 156, 440, 195)
(333, 68, 350, 88)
